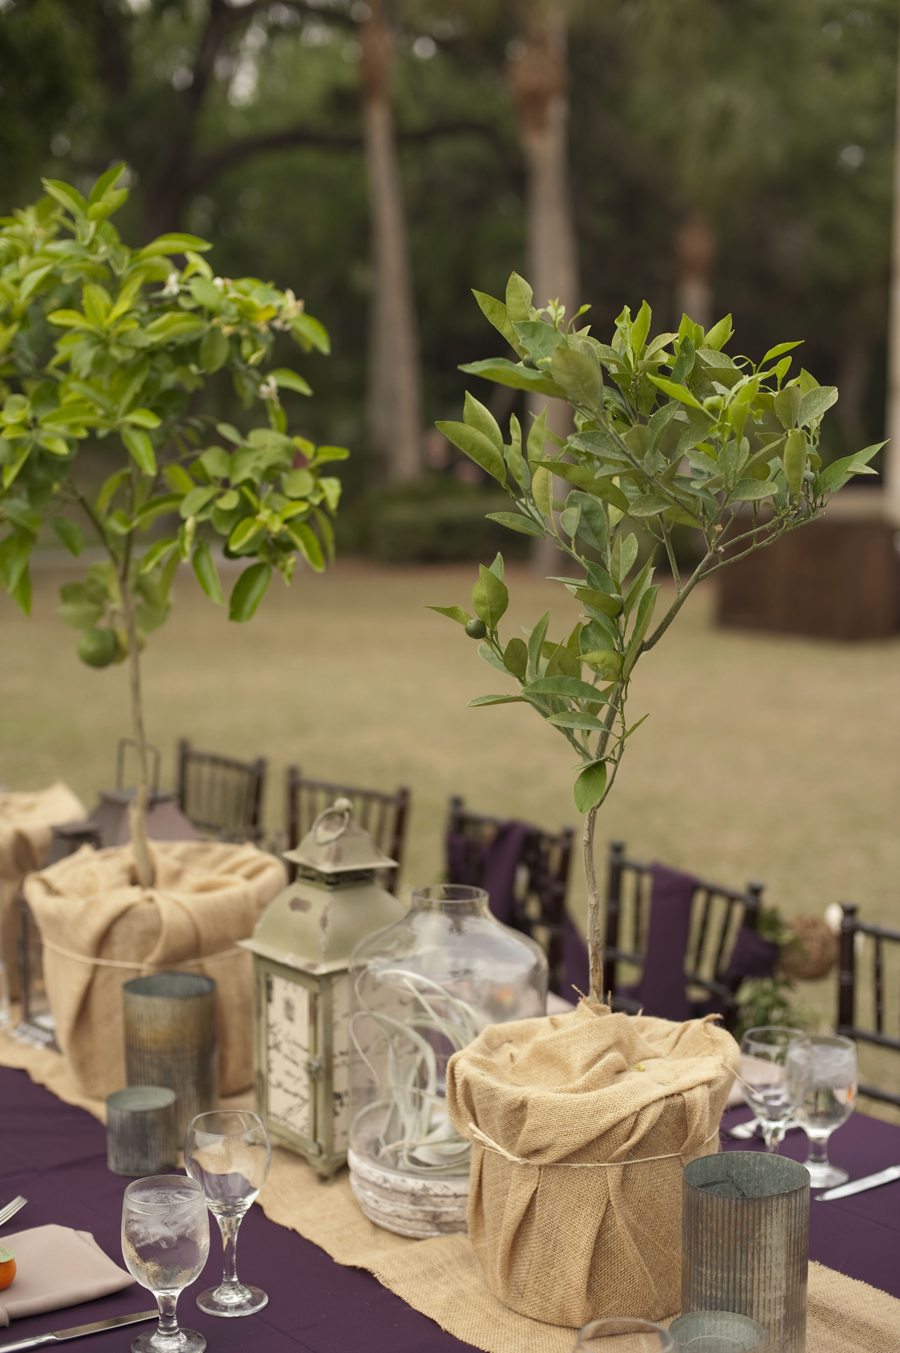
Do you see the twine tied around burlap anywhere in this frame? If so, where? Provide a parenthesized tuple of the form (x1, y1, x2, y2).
(445, 999, 740, 1328)
(24, 839, 286, 1099)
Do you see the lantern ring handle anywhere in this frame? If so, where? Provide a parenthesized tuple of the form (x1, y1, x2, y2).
(312, 797, 354, 844)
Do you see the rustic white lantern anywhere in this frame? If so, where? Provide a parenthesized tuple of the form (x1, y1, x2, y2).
(240, 798, 404, 1177)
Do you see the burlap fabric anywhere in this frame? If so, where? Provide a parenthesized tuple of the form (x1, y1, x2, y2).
(23, 839, 285, 1098)
(445, 1000, 740, 1327)
(0, 1029, 897, 1353)
(0, 782, 86, 996)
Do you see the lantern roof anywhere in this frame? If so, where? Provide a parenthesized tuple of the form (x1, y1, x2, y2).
(282, 797, 398, 875)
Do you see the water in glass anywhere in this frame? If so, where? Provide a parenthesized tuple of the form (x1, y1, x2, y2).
(739, 1026, 814, 1153)
(121, 1174, 209, 1353)
(184, 1109, 271, 1317)
(794, 1033, 857, 1188)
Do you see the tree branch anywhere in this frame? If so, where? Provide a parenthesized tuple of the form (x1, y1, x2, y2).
(191, 119, 505, 189)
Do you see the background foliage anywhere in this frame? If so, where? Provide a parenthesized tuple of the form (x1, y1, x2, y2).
(1, 0, 895, 511)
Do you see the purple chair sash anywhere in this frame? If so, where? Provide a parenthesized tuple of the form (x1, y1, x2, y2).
(635, 862, 696, 1022)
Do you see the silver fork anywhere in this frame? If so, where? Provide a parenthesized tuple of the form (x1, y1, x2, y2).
(0, 1195, 26, 1227)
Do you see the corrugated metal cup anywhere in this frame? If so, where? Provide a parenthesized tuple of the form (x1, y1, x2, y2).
(682, 1152, 810, 1353)
(106, 1085, 177, 1176)
(123, 971, 218, 1137)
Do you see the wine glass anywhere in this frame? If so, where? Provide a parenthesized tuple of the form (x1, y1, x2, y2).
(793, 1032, 857, 1188)
(121, 1174, 210, 1353)
(574, 1318, 674, 1352)
(184, 1109, 271, 1317)
(739, 1026, 814, 1152)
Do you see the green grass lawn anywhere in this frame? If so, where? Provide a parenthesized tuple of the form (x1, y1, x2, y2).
(3, 556, 899, 1109)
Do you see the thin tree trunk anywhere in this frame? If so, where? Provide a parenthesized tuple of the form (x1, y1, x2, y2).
(120, 573, 154, 889)
(674, 207, 716, 332)
(884, 16, 900, 524)
(361, 1, 422, 482)
(509, 0, 579, 571)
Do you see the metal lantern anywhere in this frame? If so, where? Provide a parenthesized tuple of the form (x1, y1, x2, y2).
(240, 798, 405, 1177)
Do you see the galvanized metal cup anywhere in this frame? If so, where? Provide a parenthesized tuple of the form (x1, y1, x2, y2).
(123, 971, 218, 1136)
(682, 1152, 810, 1353)
(106, 1085, 177, 1176)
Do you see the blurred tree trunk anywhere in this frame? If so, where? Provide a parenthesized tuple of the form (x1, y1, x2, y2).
(360, 0, 422, 482)
(885, 15, 900, 525)
(674, 207, 716, 331)
(509, 0, 578, 570)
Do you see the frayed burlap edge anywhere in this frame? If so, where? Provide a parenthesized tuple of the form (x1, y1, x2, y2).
(1, 1028, 896, 1353)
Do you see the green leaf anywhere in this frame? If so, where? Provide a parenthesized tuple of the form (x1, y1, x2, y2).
(463, 392, 503, 455)
(199, 446, 231, 480)
(199, 328, 229, 373)
(814, 442, 884, 496)
(774, 386, 802, 430)
(192, 539, 225, 605)
(144, 312, 207, 342)
(574, 760, 607, 813)
(41, 178, 87, 216)
(436, 419, 505, 484)
(485, 511, 544, 538)
(49, 518, 83, 555)
(270, 368, 313, 396)
(290, 312, 331, 354)
(526, 610, 550, 680)
(180, 486, 218, 518)
(96, 468, 130, 518)
(548, 710, 606, 730)
(58, 599, 103, 629)
(798, 385, 838, 427)
(471, 563, 509, 629)
(467, 694, 528, 707)
(570, 492, 609, 553)
(631, 301, 652, 354)
(647, 376, 705, 410)
(627, 493, 671, 517)
(163, 464, 195, 494)
(216, 423, 243, 445)
(731, 479, 779, 501)
(505, 272, 533, 324)
(82, 283, 112, 327)
(0, 531, 34, 592)
(623, 584, 659, 678)
(47, 309, 93, 331)
(458, 358, 566, 400)
(190, 276, 223, 311)
(560, 504, 581, 538)
(228, 561, 272, 621)
(761, 340, 803, 365)
(122, 408, 161, 429)
(783, 430, 807, 497)
(704, 314, 734, 351)
(488, 551, 504, 581)
(139, 232, 212, 259)
(472, 290, 521, 352)
(513, 319, 565, 363)
(532, 464, 553, 517)
(140, 538, 178, 573)
(88, 162, 127, 203)
(524, 675, 606, 701)
(427, 605, 472, 626)
(121, 427, 156, 475)
(282, 467, 314, 498)
(549, 344, 603, 409)
(503, 636, 528, 678)
(573, 588, 623, 618)
(286, 519, 325, 572)
(581, 649, 623, 680)
(228, 517, 263, 551)
(527, 408, 548, 467)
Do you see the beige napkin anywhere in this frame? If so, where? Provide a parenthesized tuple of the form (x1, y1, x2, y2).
(0, 1224, 135, 1326)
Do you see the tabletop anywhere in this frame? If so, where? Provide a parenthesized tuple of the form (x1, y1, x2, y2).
(1, 1066, 899, 1353)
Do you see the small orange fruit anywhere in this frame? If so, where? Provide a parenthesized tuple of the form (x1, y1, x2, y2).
(0, 1247, 15, 1291)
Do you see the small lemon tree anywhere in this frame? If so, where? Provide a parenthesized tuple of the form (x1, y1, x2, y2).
(432, 273, 880, 996)
(0, 168, 346, 886)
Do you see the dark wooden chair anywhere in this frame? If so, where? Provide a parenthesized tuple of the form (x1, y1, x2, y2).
(284, 766, 410, 893)
(176, 738, 267, 845)
(445, 795, 575, 994)
(602, 840, 765, 1031)
(837, 903, 900, 1109)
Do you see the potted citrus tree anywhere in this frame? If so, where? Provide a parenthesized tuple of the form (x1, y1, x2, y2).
(0, 168, 346, 1097)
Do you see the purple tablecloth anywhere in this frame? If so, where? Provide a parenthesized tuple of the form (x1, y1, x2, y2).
(0, 1067, 479, 1352)
(1, 1068, 898, 1352)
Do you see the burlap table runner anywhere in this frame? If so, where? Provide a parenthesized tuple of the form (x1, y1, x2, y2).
(0, 1029, 896, 1352)
(0, 782, 86, 996)
(23, 839, 285, 1097)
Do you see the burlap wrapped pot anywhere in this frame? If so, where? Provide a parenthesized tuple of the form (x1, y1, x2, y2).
(24, 839, 286, 1099)
(445, 999, 740, 1327)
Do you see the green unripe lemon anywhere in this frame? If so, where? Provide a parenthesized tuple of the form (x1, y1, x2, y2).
(77, 627, 118, 668)
(465, 618, 487, 639)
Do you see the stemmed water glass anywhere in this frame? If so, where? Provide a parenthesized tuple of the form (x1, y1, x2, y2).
(184, 1109, 271, 1317)
(793, 1032, 857, 1188)
(121, 1174, 210, 1353)
(574, 1319, 674, 1352)
(739, 1026, 814, 1153)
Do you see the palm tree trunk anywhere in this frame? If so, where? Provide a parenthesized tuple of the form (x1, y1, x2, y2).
(674, 207, 716, 332)
(360, 0, 422, 483)
(509, 0, 579, 571)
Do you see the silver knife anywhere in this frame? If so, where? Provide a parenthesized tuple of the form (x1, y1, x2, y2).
(815, 1164, 900, 1202)
(0, 1310, 157, 1351)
